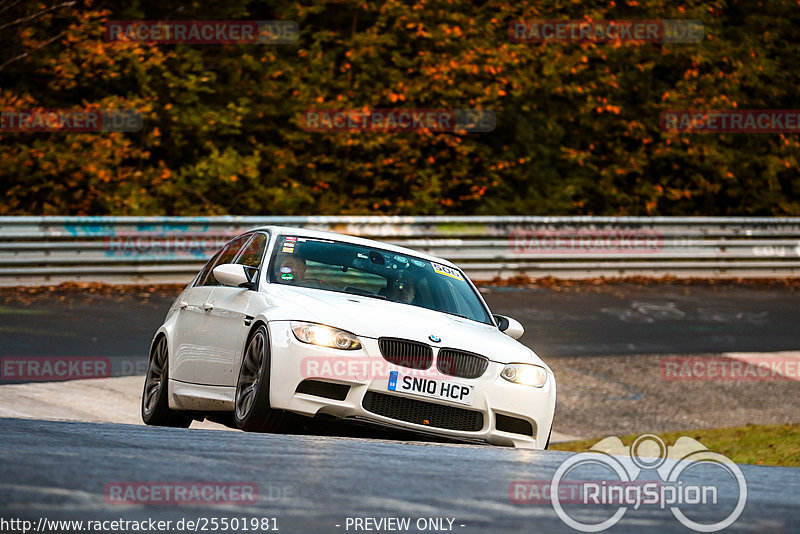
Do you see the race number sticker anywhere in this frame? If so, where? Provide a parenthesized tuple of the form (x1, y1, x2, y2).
(431, 261, 463, 280)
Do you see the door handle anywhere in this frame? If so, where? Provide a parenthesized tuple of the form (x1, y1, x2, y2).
(202, 302, 214, 311)
(178, 301, 188, 310)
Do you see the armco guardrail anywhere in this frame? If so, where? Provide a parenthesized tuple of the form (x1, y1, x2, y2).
(1, 216, 799, 285)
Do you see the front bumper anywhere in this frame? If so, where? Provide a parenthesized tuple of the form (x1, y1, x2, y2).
(267, 321, 556, 449)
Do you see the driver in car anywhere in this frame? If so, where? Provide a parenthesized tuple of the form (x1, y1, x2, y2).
(276, 255, 307, 283)
(386, 278, 415, 304)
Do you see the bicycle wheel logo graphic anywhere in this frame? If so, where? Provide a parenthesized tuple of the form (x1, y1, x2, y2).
(550, 434, 747, 532)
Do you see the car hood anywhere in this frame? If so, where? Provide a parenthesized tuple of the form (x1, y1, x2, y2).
(262, 285, 544, 366)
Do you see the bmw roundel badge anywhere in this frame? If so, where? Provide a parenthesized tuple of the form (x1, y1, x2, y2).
(428, 334, 441, 343)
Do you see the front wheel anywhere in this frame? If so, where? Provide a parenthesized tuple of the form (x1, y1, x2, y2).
(234, 324, 285, 432)
(141, 335, 192, 428)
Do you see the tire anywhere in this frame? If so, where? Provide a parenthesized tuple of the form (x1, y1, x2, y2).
(234, 324, 285, 432)
(141, 335, 192, 428)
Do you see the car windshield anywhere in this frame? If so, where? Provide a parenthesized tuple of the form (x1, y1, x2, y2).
(268, 235, 492, 324)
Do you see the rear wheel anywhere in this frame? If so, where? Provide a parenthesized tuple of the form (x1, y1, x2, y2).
(141, 335, 192, 427)
(234, 324, 285, 432)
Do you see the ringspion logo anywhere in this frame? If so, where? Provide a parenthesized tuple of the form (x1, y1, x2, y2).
(541, 434, 747, 532)
(510, 480, 663, 505)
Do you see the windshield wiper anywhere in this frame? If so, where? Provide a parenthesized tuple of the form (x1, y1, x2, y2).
(353, 292, 387, 300)
(338, 288, 387, 300)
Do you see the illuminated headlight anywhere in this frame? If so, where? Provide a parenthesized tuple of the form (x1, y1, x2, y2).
(290, 322, 362, 350)
(500, 364, 548, 388)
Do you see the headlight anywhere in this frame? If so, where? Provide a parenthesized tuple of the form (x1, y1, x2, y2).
(290, 322, 362, 350)
(500, 363, 548, 388)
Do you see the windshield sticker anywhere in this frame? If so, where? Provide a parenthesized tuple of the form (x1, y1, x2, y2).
(280, 273, 294, 281)
(280, 266, 292, 273)
(431, 261, 463, 280)
(282, 239, 296, 252)
(285, 236, 297, 242)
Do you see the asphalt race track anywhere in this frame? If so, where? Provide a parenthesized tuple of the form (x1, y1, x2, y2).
(1, 418, 797, 534)
(1, 283, 799, 533)
(485, 283, 800, 357)
(2, 283, 800, 384)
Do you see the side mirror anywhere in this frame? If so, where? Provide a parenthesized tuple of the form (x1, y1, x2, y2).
(213, 264, 254, 289)
(494, 314, 524, 340)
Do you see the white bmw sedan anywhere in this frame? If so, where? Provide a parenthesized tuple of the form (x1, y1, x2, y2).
(141, 226, 556, 449)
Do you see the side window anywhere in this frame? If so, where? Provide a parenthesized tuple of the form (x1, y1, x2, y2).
(235, 233, 268, 268)
(194, 249, 222, 287)
(198, 234, 253, 287)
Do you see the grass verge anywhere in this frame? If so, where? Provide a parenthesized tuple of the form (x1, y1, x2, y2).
(552, 423, 800, 467)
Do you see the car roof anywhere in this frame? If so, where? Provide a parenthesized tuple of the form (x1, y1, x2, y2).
(248, 225, 460, 268)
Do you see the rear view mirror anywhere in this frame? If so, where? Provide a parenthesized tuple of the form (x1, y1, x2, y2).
(494, 314, 525, 340)
(213, 264, 254, 289)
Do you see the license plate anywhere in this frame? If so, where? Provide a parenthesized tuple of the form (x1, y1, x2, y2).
(387, 371, 474, 406)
